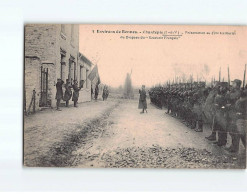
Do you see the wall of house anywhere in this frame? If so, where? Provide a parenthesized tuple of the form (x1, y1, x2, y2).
(55, 24, 80, 106)
(78, 57, 92, 103)
(25, 24, 81, 108)
(25, 24, 57, 107)
(24, 56, 41, 112)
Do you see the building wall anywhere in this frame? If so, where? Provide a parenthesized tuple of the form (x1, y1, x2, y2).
(55, 24, 80, 106)
(78, 56, 92, 103)
(25, 24, 58, 108)
(24, 56, 41, 112)
(25, 24, 82, 109)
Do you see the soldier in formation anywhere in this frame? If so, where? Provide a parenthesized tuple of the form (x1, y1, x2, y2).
(149, 79, 246, 154)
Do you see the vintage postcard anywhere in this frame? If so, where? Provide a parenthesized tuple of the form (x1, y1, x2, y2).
(24, 24, 246, 168)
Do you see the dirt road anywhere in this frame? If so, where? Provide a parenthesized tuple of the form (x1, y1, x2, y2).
(24, 98, 245, 168)
(71, 99, 246, 169)
(24, 100, 119, 167)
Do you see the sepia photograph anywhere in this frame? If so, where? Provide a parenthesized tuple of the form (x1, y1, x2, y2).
(23, 24, 246, 169)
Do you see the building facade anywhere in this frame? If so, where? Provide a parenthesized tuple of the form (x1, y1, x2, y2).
(78, 52, 92, 102)
(25, 24, 92, 111)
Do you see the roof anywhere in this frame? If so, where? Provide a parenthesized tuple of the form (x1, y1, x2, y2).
(78, 52, 92, 67)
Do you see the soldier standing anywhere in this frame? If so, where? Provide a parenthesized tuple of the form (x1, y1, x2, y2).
(72, 80, 81, 107)
(63, 79, 72, 107)
(94, 84, 99, 100)
(213, 82, 228, 147)
(91, 84, 94, 100)
(138, 85, 147, 113)
(225, 79, 242, 152)
(205, 82, 220, 141)
(233, 89, 247, 151)
(166, 91, 172, 114)
(106, 86, 109, 100)
(55, 78, 64, 111)
(102, 85, 109, 101)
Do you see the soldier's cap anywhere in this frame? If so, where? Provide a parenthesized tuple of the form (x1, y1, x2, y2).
(57, 78, 61, 81)
(231, 79, 242, 86)
(219, 82, 228, 88)
(199, 81, 206, 86)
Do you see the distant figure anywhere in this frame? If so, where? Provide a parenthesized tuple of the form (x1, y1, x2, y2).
(102, 85, 109, 101)
(138, 85, 147, 113)
(55, 78, 64, 111)
(91, 84, 94, 100)
(106, 86, 109, 99)
(95, 84, 99, 100)
(72, 80, 81, 107)
(63, 79, 72, 107)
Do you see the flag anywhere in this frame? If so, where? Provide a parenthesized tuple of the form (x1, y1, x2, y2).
(88, 65, 101, 85)
(88, 65, 98, 81)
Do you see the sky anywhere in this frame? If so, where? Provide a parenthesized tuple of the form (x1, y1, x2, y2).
(79, 25, 247, 88)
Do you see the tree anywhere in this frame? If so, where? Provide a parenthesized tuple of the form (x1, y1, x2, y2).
(123, 73, 134, 99)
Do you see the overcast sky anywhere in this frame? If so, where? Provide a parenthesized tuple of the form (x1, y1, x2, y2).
(79, 25, 246, 88)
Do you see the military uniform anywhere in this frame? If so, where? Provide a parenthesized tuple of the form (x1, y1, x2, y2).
(55, 79, 64, 110)
(139, 86, 147, 113)
(94, 85, 99, 100)
(213, 82, 228, 146)
(205, 82, 220, 141)
(63, 80, 72, 107)
(72, 81, 81, 107)
(233, 91, 247, 150)
(226, 79, 242, 152)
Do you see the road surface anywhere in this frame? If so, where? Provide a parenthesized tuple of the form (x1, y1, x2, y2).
(24, 98, 246, 168)
(71, 99, 246, 168)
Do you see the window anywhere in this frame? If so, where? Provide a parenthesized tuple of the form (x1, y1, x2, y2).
(68, 59, 72, 83)
(74, 61, 77, 81)
(60, 54, 66, 80)
(80, 66, 83, 81)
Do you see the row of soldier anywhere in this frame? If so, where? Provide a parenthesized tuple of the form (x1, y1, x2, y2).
(149, 79, 247, 153)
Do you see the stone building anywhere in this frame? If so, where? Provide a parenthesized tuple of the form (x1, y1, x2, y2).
(24, 24, 92, 111)
(78, 52, 92, 102)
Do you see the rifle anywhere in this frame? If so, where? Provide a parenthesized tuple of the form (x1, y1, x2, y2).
(228, 66, 230, 88)
(243, 64, 246, 89)
(219, 67, 221, 82)
(190, 75, 193, 90)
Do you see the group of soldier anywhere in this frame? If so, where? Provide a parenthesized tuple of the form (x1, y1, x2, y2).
(56, 79, 109, 110)
(149, 79, 247, 154)
(55, 78, 82, 110)
(102, 85, 109, 101)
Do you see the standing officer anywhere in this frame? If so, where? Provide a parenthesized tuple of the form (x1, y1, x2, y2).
(55, 78, 64, 111)
(225, 79, 242, 152)
(138, 85, 147, 113)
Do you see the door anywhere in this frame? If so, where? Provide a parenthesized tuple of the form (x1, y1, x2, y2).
(40, 66, 49, 107)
